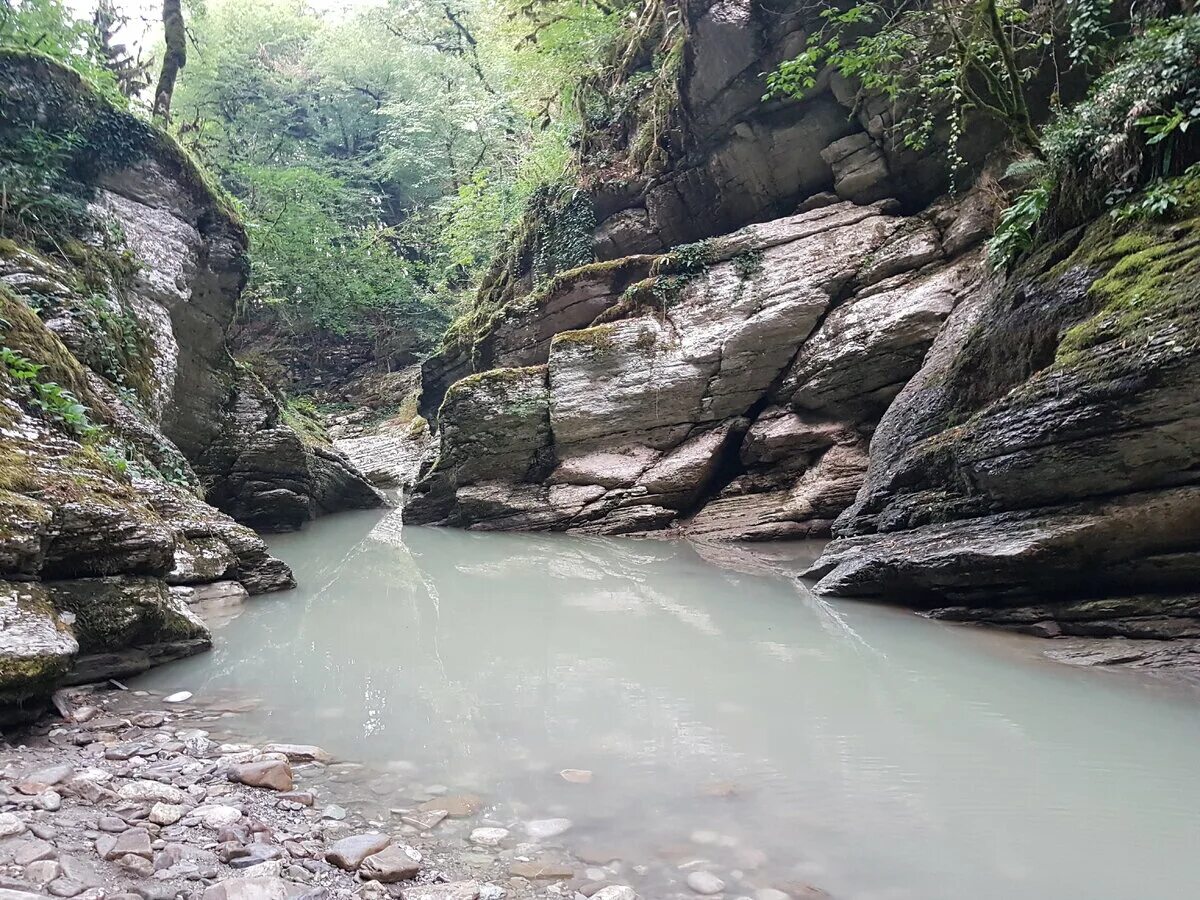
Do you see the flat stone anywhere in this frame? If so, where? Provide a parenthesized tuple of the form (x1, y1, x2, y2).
(321, 805, 346, 821)
(202, 877, 310, 900)
(592, 889, 638, 900)
(399, 809, 446, 831)
(230, 760, 294, 792)
(196, 805, 243, 828)
(163, 692, 192, 703)
(325, 833, 392, 870)
(524, 818, 572, 840)
(23, 859, 61, 885)
(559, 769, 593, 784)
(0, 814, 26, 837)
(509, 860, 575, 879)
(149, 803, 186, 826)
(263, 744, 332, 764)
(102, 827, 153, 861)
(131, 712, 166, 728)
(57, 855, 102, 889)
(116, 853, 155, 877)
(47, 881, 86, 898)
(400, 884, 480, 900)
(279, 792, 313, 807)
(469, 827, 508, 847)
(97, 817, 127, 833)
(416, 794, 481, 818)
(686, 872, 726, 895)
(359, 844, 422, 883)
(117, 780, 187, 804)
(754, 891, 791, 900)
(16, 764, 73, 795)
(14, 839, 56, 865)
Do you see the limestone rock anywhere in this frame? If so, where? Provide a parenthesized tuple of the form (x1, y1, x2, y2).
(325, 833, 392, 871)
(359, 844, 422, 883)
(229, 760, 294, 792)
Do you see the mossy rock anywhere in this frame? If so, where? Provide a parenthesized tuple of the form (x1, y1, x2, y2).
(0, 581, 78, 708)
(47, 576, 208, 654)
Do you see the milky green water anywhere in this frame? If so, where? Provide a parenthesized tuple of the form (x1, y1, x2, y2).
(135, 508, 1200, 899)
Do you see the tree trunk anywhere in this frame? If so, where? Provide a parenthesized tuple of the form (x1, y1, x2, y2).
(153, 0, 186, 122)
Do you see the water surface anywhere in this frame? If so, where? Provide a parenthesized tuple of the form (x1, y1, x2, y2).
(135, 509, 1200, 899)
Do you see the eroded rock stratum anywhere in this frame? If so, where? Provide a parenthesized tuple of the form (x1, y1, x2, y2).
(403, 0, 1200, 646)
(0, 52, 381, 714)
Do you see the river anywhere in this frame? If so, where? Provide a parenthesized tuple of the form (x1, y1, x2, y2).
(131, 508, 1200, 899)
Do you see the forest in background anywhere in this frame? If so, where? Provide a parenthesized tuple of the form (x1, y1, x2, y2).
(2, 0, 1198, 373)
(0, 0, 628, 363)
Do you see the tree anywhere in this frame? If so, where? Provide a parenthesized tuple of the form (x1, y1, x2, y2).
(93, 0, 152, 99)
(763, 0, 1067, 157)
(153, 0, 187, 121)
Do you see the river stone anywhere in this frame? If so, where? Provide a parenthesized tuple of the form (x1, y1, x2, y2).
(202, 877, 311, 900)
(197, 804, 243, 828)
(592, 889, 638, 900)
(230, 760, 294, 791)
(559, 768, 593, 784)
(524, 818, 572, 840)
(15, 763, 73, 795)
(686, 872, 726, 895)
(0, 813, 26, 837)
(100, 826, 153, 860)
(417, 794, 481, 818)
(359, 843, 422, 883)
(468, 827, 508, 846)
(325, 833, 392, 870)
(57, 855, 102, 889)
(24, 859, 61, 885)
(13, 838, 56, 864)
(263, 743, 332, 764)
(509, 859, 575, 879)
(401, 883, 481, 900)
(0, 890, 48, 900)
(149, 802, 186, 825)
(754, 891, 791, 900)
(117, 780, 187, 804)
(400, 809, 447, 831)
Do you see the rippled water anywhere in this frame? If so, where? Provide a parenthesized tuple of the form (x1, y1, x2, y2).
(134, 508, 1200, 899)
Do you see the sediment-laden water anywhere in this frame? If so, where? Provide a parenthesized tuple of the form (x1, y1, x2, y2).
(133, 509, 1200, 899)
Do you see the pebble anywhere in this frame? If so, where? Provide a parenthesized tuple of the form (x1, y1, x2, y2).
(469, 827, 509, 846)
(592, 889, 638, 900)
(686, 871, 726, 895)
(323, 804, 348, 820)
(0, 812, 26, 836)
(525, 818, 573, 840)
(197, 805, 243, 828)
(149, 803, 185, 826)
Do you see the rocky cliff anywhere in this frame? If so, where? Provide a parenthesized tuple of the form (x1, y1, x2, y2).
(0, 51, 381, 717)
(403, 2, 1200, 647)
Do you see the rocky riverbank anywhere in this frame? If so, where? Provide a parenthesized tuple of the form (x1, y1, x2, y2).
(0, 681, 829, 900)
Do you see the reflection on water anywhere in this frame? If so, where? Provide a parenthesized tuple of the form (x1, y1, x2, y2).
(135, 509, 1200, 900)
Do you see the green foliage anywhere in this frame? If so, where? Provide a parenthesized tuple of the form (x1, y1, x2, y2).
(989, 14, 1200, 266)
(0, 345, 98, 436)
(988, 176, 1053, 267)
(764, 0, 1058, 160)
(0, 0, 126, 103)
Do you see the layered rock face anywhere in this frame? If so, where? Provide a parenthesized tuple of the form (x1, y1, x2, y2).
(0, 52, 381, 534)
(0, 53, 377, 715)
(806, 213, 1200, 639)
(405, 199, 985, 536)
(403, 1, 1200, 646)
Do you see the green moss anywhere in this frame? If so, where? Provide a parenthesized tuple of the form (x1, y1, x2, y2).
(551, 324, 617, 352)
(446, 364, 548, 398)
(280, 395, 332, 448)
(1053, 212, 1200, 362)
